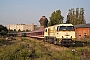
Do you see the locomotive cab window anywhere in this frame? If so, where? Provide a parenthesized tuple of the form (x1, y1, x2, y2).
(45, 29, 47, 32)
(67, 26, 74, 30)
(60, 26, 74, 30)
(60, 26, 66, 30)
(57, 26, 60, 31)
(57, 26, 74, 31)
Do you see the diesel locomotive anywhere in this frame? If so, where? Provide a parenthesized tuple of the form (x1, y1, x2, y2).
(44, 24, 76, 46)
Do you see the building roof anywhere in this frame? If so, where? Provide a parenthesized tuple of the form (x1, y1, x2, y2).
(74, 23, 90, 28)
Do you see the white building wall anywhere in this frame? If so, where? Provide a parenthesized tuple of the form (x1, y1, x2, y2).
(7, 24, 16, 30)
(7, 24, 37, 31)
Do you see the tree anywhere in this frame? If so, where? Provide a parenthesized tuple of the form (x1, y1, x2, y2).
(48, 10, 64, 26)
(66, 8, 76, 24)
(14, 29, 16, 32)
(76, 8, 79, 24)
(79, 8, 86, 24)
(1, 30, 7, 36)
(66, 8, 86, 25)
(22, 30, 25, 32)
(0, 25, 8, 36)
(26, 29, 29, 32)
(18, 29, 21, 32)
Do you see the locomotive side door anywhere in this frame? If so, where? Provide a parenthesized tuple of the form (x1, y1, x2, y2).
(44, 28, 48, 37)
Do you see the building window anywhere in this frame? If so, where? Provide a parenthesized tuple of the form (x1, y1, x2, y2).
(84, 33, 87, 38)
(79, 33, 81, 36)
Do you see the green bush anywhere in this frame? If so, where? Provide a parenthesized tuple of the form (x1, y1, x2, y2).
(0, 37, 90, 60)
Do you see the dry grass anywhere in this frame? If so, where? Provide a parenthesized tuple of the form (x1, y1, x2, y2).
(0, 37, 90, 60)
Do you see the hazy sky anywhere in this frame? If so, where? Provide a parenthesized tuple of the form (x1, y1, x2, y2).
(0, 0, 90, 26)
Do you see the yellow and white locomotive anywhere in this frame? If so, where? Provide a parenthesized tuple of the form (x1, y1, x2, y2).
(44, 24, 76, 46)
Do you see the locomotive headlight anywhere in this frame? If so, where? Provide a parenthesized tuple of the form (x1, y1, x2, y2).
(66, 32, 68, 35)
(65, 32, 69, 36)
(60, 38, 62, 40)
(72, 38, 75, 40)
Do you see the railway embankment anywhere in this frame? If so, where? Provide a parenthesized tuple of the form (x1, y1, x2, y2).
(0, 37, 90, 60)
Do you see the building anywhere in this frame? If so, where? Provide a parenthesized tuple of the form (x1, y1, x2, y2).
(39, 16, 48, 28)
(7, 23, 37, 31)
(74, 23, 90, 39)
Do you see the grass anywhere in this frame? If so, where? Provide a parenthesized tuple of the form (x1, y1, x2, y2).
(0, 37, 90, 60)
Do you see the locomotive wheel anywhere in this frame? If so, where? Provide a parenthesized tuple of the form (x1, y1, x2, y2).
(54, 41, 57, 45)
(44, 36, 47, 42)
(54, 38, 57, 45)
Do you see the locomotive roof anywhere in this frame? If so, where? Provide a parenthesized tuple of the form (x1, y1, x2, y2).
(47, 24, 73, 27)
(57, 24, 73, 26)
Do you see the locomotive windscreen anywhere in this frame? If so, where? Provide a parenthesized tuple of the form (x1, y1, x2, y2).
(57, 26, 74, 31)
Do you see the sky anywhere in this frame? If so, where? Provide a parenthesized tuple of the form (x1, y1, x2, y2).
(0, 0, 90, 26)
